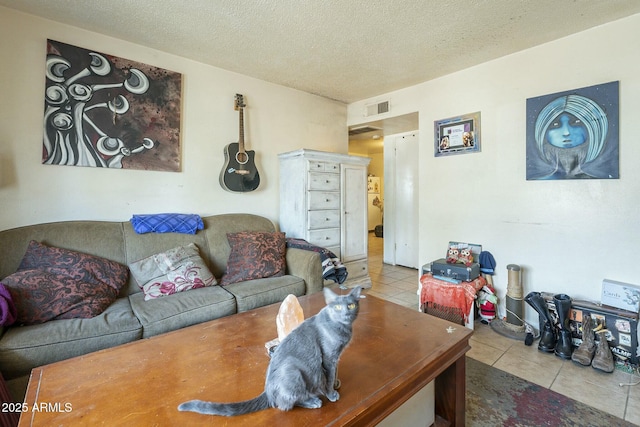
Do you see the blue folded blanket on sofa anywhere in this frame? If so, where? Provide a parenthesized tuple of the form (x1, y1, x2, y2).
(130, 214, 204, 235)
(285, 238, 348, 284)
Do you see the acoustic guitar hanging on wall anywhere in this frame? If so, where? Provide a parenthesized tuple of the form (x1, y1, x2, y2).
(220, 94, 260, 192)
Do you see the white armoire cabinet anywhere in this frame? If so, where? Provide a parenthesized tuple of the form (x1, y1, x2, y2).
(278, 149, 371, 288)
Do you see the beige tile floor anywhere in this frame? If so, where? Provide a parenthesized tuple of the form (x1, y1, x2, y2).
(364, 233, 640, 425)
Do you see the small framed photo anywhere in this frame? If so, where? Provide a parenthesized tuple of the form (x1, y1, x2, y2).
(434, 111, 481, 157)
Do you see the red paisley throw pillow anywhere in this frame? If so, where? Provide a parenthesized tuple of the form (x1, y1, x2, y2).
(221, 232, 286, 286)
(3, 241, 128, 325)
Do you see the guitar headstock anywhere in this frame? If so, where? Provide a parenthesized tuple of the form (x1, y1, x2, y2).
(234, 94, 245, 111)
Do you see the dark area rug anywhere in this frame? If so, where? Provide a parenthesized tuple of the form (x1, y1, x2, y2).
(466, 357, 636, 427)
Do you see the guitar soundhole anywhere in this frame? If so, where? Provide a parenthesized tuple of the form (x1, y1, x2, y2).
(235, 151, 249, 165)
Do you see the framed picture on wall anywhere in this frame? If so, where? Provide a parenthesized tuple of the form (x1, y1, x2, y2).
(526, 81, 619, 180)
(434, 111, 481, 157)
(43, 39, 183, 171)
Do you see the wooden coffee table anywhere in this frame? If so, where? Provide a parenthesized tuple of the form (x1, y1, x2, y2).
(19, 293, 472, 426)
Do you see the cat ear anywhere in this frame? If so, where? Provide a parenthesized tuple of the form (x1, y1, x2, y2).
(349, 286, 362, 299)
(323, 287, 338, 304)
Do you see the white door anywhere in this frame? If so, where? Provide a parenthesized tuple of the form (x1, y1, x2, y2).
(384, 131, 419, 268)
(395, 132, 419, 268)
(341, 163, 368, 262)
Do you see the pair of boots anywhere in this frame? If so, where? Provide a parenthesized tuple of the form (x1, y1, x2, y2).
(571, 314, 614, 372)
(524, 292, 573, 359)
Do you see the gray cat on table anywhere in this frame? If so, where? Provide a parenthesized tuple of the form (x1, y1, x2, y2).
(178, 286, 362, 416)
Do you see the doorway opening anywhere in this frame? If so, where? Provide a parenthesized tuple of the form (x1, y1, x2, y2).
(348, 112, 419, 268)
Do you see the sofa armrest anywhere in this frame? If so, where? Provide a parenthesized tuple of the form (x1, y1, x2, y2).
(285, 248, 323, 294)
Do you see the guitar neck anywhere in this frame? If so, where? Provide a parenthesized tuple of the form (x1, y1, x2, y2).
(238, 107, 245, 153)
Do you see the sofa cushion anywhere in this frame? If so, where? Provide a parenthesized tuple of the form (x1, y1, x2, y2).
(129, 285, 237, 338)
(221, 231, 286, 286)
(3, 270, 118, 325)
(223, 275, 306, 313)
(129, 243, 216, 301)
(0, 298, 141, 380)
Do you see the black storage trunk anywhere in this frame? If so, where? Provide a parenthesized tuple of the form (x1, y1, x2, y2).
(430, 258, 480, 282)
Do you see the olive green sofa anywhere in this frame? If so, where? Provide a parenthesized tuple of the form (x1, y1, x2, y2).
(0, 213, 323, 401)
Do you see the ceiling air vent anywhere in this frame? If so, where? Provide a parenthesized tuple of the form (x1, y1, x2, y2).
(365, 101, 390, 117)
(349, 125, 382, 136)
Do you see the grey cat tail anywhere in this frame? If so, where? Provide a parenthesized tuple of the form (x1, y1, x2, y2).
(178, 392, 270, 416)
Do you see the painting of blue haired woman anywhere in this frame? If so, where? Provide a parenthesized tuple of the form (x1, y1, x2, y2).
(526, 81, 619, 180)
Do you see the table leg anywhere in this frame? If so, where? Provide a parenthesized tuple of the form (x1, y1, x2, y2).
(434, 356, 466, 427)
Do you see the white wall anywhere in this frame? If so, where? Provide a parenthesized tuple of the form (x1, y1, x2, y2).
(0, 7, 347, 230)
(348, 14, 640, 324)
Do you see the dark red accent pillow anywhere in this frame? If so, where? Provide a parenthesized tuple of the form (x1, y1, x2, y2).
(221, 232, 286, 286)
(18, 240, 129, 293)
(1, 241, 129, 325)
(3, 270, 118, 325)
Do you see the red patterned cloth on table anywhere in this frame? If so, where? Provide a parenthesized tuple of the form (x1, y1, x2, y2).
(419, 273, 486, 323)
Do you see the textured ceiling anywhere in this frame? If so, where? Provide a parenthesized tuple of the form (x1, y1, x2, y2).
(2, 0, 640, 103)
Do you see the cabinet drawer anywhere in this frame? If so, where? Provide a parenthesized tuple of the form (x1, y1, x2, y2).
(309, 191, 340, 210)
(308, 160, 340, 174)
(308, 172, 340, 191)
(308, 210, 340, 229)
(344, 259, 369, 278)
(308, 228, 340, 247)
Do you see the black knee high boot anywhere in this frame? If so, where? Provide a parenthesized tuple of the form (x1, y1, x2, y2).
(524, 292, 556, 353)
(554, 294, 573, 359)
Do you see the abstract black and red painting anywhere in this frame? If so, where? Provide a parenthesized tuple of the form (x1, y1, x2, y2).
(43, 39, 182, 171)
